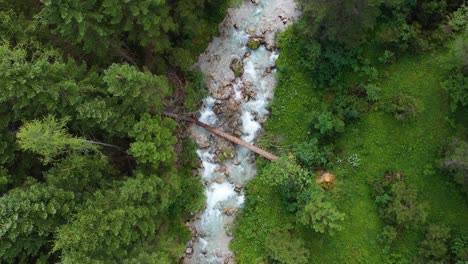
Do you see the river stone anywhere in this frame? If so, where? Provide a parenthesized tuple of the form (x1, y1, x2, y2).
(229, 58, 244, 77)
(246, 36, 264, 50)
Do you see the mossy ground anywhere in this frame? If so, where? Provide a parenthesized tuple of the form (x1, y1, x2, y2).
(231, 28, 468, 263)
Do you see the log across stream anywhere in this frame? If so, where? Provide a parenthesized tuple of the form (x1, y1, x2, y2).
(164, 112, 278, 161)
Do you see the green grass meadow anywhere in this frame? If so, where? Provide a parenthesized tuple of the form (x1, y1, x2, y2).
(232, 30, 468, 263)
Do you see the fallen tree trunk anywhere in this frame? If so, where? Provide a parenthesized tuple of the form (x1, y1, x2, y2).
(163, 112, 278, 161)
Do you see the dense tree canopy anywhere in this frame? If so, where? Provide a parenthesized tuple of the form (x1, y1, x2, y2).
(0, 0, 225, 262)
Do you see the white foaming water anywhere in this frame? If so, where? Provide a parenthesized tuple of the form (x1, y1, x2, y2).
(185, 1, 300, 263)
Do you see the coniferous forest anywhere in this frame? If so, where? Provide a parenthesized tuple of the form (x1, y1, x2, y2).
(0, 0, 467, 263)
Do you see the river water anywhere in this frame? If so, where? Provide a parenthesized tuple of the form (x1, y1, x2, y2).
(184, 1, 300, 263)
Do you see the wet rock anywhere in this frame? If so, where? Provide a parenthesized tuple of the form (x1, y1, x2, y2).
(245, 27, 255, 35)
(217, 165, 227, 174)
(214, 83, 233, 100)
(205, 179, 212, 187)
(244, 51, 251, 58)
(215, 176, 224, 184)
(195, 135, 210, 149)
(251, 0, 260, 5)
(246, 36, 265, 50)
(222, 147, 235, 160)
(186, 240, 194, 248)
(258, 116, 268, 123)
(278, 15, 289, 24)
(242, 85, 256, 101)
(234, 184, 242, 193)
(223, 207, 238, 215)
(230, 58, 244, 77)
(265, 43, 276, 51)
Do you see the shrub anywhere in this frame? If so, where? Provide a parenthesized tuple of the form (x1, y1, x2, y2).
(293, 138, 333, 169)
(373, 171, 428, 229)
(385, 93, 424, 121)
(419, 224, 451, 263)
(265, 229, 309, 264)
(442, 68, 467, 113)
(440, 137, 468, 193)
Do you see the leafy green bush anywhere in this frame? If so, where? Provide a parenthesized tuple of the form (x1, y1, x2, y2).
(440, 137, 468, 193)
(372, 171, 428, 230)
(419, 224, 451, 263)
(296, 184, 345, 234)
(293, 138, 334, 169)
(442, 68, 467, 113)
(261, 157, 345, 234)
(450, 234, 468, 262)
(265, 229, 310, 264)
(385, 93, 424, 121)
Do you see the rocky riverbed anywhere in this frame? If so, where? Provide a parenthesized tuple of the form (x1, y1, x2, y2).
(183, 1, 301, 263)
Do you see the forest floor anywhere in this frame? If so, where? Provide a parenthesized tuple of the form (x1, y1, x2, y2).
(231, 30, 468, 263)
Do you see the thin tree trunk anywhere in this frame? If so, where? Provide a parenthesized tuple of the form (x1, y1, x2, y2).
(163, 112, 279, 161)
(85, 140, 126, 153)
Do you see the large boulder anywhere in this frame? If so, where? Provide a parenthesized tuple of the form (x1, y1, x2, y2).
(246, 36, 265, 50)
(230, 58, 244, 77)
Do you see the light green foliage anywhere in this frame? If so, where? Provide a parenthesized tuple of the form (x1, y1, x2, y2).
(310, 109, 346, 135)
(296, 184, 345, 234)
(265, 229, 310, 264)
(449, 4, 468, 32)
(0, 183, 76, 263)
(17, 116, 97, 164)
(128, 114, 176, 167)
(419, 224, 451, 262)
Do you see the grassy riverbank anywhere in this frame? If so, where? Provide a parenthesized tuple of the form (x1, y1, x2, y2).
(231, 25, 468, 263)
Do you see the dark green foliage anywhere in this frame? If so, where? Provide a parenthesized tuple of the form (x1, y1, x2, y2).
(310, 108, 346, 136)
(440, 137, 468, 192)
(296, 183, 345, 234)
(54, 172, 182, 263)
(77, 64, 171, 136)
(384, 93, 424, 121)
(299, 0, 382, 47)
(0, 183, 76, 263)
(451, 234, 468, 262)
(38, 0, 175, 58)
(293, 138, 333, 169)
(261, 157, 344, 234)
(0, 0, 223, 262)
(373, 172, 428, 229)
(265, 228, 310, 264)
(419, 224, 451, 263)
(442, 68, 467, 113)
(45, 154, 113, 196)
